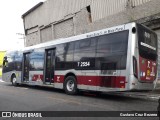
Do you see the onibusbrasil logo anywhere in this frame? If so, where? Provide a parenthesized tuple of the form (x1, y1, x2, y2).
(1, 112, 42, 118)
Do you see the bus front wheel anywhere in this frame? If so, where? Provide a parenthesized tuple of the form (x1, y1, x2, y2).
(64, 76, 78, 95)
(11, 75, 18, 86)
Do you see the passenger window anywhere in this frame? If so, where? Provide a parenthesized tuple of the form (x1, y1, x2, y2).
(75, 39, 92, 50)
(79, 39, 91, 48)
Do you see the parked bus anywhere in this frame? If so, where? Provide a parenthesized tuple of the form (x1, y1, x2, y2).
(2, 22, 158, 94)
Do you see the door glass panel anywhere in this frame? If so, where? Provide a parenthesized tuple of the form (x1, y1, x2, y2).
(45, 49, 55, 83)
(23, 53, 30, 81)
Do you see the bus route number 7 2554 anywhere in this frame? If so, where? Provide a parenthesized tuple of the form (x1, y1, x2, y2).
(77, 62, 90, 67)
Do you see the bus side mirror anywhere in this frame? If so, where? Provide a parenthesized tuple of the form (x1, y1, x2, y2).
(3, 57, 8, 67)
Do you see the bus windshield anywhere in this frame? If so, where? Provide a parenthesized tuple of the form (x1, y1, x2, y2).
(137, 24, 157, 61)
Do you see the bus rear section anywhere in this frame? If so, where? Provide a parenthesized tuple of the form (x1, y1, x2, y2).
(129, 23, 157, 91)
(93, 30, 129, 92)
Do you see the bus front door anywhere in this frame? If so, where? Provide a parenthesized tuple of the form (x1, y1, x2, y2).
(44, 49, 56, 84)
(23, 53, 30, 81)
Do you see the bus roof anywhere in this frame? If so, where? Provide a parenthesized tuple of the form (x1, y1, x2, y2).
(23, 22, 137, 52)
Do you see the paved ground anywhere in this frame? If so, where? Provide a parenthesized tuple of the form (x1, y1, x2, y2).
(109, 90, 160, 101)
(0, 79, 159, 120)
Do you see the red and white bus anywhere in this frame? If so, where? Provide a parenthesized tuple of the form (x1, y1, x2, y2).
(2, 22, 158, 94)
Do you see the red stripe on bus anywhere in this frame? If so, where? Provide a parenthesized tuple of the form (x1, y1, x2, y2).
(77, 76, 126, 88)
(54, 75, 126, 88)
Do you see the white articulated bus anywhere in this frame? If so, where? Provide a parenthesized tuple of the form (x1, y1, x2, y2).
(2, 22, 158, 94)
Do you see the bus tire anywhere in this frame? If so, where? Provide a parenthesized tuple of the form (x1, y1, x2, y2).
(64, 76, 78, 95)
(11, 75, 18, 86)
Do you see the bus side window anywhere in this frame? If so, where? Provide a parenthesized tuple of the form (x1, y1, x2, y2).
(3, 57, 8, 67)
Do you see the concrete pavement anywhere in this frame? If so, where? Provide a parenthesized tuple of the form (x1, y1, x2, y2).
(0, 81, 158, 120)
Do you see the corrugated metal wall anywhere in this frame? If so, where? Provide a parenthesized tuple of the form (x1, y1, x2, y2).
(91, 0, 127, 21)
(131, 0, 151, 7)
(25, 0, 91, 29)
(24, 0, 152, 29)
(24, 0, 154, 46)
(91, 0, 152, 21)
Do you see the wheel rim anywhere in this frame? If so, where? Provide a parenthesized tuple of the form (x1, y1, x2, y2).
(66, 79, 74, 92)
(12, 77, 17, 85)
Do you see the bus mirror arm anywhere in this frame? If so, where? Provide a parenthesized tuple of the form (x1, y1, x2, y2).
(3, 60, 8, 67)
(3, 63, 6, 67)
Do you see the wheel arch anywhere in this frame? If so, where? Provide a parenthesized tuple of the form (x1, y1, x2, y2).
(63, 72, 78, 95)
(11, 73, 16, 82)
(63, 72, 77, 88)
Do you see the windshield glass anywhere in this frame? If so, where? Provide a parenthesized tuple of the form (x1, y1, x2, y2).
(137, 24, 157, 61)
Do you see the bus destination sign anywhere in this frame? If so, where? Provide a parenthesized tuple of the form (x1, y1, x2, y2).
(86, 26, 125, 38)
